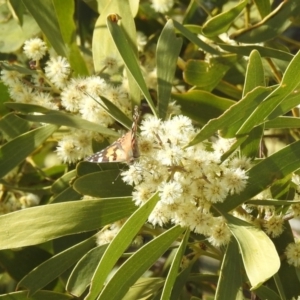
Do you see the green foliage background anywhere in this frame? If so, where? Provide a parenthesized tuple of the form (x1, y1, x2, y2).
(1, 0, 300, 299)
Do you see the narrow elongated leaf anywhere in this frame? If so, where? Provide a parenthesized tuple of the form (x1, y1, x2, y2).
(215, 239, 244, 300)
(172, 20, 219, 55)
(202, 0, 248, 37)
(254, 0, 271, 18)
(18, 236, 95, 295)
(17, 111, 118, 137)
(106, 15, 157, 116)
(265, 116, 300, 129)
(21, 0, 67, 56)
(67, 245, 108, 297)
(241, 50, 265, 157)
(98, 225, 184, 300)
(188, 87, 271, 146)
(184, 55, 237, 91)
(22, 0, 87, 75)
(0, 113, 30, 140)
(92, 0, 140, 105)
(124, 278, 165, 300)
(161, 229, 189, 300)
(231, 0, 300, 43)
(0, 198, 136, 249)
(157, 20, 182, 119)
(218, 44, 293, 62)
(226, 214, 280, 288)
(73, 170, 133, 198)
(254, 285, 281, 300)
(243, 50, 265, 96)
(215, 140, 300, 212)
(172, 90, 234, 125)
(0, 124, 58, 178)
(237, 50, 300, 135)
(86, 192, 159, 300)
(0, 291, 73, 300)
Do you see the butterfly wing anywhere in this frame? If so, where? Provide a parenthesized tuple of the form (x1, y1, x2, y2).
(85, 132, 132, 163)
(85, 106, 140, 164)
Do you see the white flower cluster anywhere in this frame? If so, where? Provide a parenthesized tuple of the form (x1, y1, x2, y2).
(121, 115, 249, 246)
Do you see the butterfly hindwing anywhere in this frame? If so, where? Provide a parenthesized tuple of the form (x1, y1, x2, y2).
(85, 106, 140, 164)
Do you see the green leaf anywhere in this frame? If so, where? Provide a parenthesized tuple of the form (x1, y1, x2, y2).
(51, 170, 77, 195)
(73, 170, 133, 198)
(106, 14, 157, 116)
(172, 90, 234, 126)
(0, 113, 31, 140)
(215, 239, 244, 300)
(0, 246, 51, 282)
(243, 50, 265, 95)
(92, 0, 140, 105)
(218, 44, 293, 62)
(50, 186, 82, 204)
(161, 229, 189, 300)
(226, 214, 280, 289)
(241, 50, 265, 158)
(237, 50, 300, 135)
(21, 0, 67, 56)
(0, 11, 40, 52)
(265, 116, 300, 129)
(172, 20, 219, 55)
(0, 198, 136, 249)
(98, 225, 184, 300)
(156, 20, 182, 119)
(0, 124, 58, 178)
(18, 236, 95, 295)
(0, 291, 73, 300)
(124, 278, 165, 300)
(4, 103, 119, 137)
(231, 0, 300, 43)
(240, 125, 264, 158)
(7, 0, 25, 25)
(215, 140, 300, 212)
(88, 95, 132, 130)
(86, 192, 160, 300)
(184, 55, 237, 91)
(202, 0, 248, 37)
(254, 285, 281, 300)
(51, 0, 88, 75)
(67, 245, 108, 297)
(254, 0, 271, 18)
(188, 87, 271, 146)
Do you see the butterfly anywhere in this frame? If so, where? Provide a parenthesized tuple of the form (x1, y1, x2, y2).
(85, 106, 140, 164)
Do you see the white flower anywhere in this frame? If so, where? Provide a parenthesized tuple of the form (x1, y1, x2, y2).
(132, 183, 155, 206)
(208, 217, 232, 247)
(151, 0, 174, 13)
(56, 130, 92, 163)
(45, 56, 71, 88)
(157, 144, 184, 166)
(203, 179, 228, 203)
(121, 163, 143, 185)
(158, 181, 183, 204)
(140, 115, 162, 139)
(100, 54, 121, 74)
(0, 70, 23, 87)
(23, 38, 47, 60)
(285, 240, 300, 267)
(222, 168, 248, 194)
(148, 201, 171, 226)
(263, 215, 284, 238)
(19, 193, 40, 208)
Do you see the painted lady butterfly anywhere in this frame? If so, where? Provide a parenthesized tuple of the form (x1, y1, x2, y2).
(85, 106, 140, 164)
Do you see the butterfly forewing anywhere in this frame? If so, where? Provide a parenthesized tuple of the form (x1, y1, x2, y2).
(85, 106, 140, 164)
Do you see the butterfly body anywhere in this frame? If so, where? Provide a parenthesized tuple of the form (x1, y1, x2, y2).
(85, 106, 140, 164)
